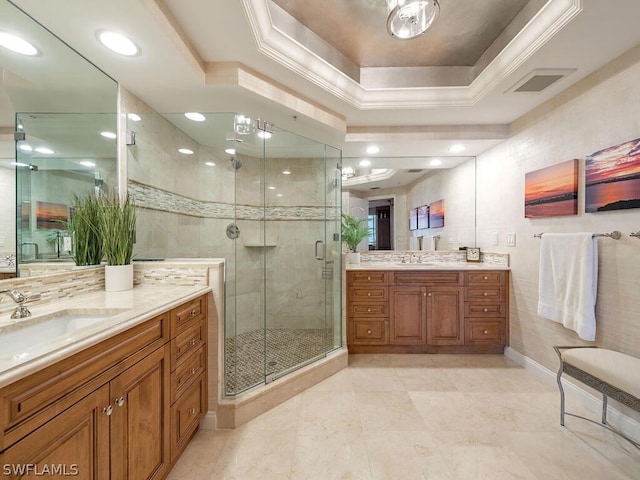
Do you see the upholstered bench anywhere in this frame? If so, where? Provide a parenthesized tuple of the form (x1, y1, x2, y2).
(554, 346, 640, 448)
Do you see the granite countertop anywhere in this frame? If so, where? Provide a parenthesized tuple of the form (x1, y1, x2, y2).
(0, 284, 211, 388)
(346, 262, 509, 271)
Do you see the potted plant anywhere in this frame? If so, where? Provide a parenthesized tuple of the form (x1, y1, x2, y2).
(65, 193, 103, 266)
(341, 212, 370, 264)
(97, 190, 137, 291)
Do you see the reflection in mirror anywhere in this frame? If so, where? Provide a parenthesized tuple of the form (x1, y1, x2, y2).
(0, 0, 118, 278)
(341, 155, 476, 251)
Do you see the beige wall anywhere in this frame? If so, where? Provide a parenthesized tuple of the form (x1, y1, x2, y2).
(475, 46, 640, 413)
(0, 167, 15, 256)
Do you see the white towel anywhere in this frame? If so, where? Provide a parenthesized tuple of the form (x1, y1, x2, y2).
(409, 236, 419, 251)
(537, 233, 598, 341)
(421, 236, 435, 251)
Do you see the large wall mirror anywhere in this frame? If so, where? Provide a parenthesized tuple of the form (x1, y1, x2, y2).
(0, 0, 118, 278)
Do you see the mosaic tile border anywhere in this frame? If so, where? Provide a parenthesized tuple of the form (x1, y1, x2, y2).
(359, 250, 510, 267)
(129, 180, 339, 221)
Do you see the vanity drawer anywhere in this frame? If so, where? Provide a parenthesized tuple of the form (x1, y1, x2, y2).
(348, 286, 389, 302)
(170, 346, 206, 404)
(392, 271, 462, 285)
(170, 373, 206, 463)
(465, 271, 505, 285)
(465, 320, 505, 345)
(349, 319, 388, 345)
(349, 302, 389, 317)
(348, 271, 388, 285)
(171, 295, 207, 337)
(464, 287, 504, 301)
(464, 302, 506, 318)
(171, 318, 206, 369)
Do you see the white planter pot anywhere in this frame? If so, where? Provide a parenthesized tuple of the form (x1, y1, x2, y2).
(347, 252, 361, 264)
(105, 264, 134, 292)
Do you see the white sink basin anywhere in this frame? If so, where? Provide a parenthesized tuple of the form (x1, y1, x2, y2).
(0, 308, 129, 364)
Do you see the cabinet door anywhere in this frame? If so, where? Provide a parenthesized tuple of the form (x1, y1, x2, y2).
(0, 385, 110, 479)
(426, 287, 464, 346)
(110, 345, 170, 480)
(389, 286, 426, 345)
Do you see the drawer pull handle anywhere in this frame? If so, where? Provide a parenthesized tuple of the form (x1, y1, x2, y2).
(427, 292, 432, 297)
(483, 292, 488, 296)
(483, 276, 488, 280)
(189, 408, 196, 415)
(483, 308, 488, 313)
(190, 368, 197, 375)
(483, 330, 489, 335)
(367, 308, 371, 312)
(103, 405, 113, 416)
(115, 396, 125, 407)
(367, 330, 372, 334)
(190, 309, 197, 317)
(190, 339, 198, 346)
(367, 292, 371, 297)
(367, 276, 371, 281)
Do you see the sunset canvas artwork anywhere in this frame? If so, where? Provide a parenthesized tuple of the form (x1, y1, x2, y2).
(409, 207, 418, 230)
(585, 137, 640, 212)
(417, 205, 429, 229)
(524, 159, 578, 218)
(428, 199, 445, 228)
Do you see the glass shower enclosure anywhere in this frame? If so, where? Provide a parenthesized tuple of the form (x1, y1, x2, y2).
(128, 112, 342, 396)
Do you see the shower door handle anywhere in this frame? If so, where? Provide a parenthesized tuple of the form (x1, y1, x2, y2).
(315, 240, 325, 260)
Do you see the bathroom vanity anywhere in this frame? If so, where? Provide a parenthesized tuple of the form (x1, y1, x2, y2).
(347, 264, 509, 354)
(0, 287, 209, 480)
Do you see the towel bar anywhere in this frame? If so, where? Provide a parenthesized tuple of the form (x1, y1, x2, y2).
(631, 231, 640, 238)
(534, 231, 621, 239)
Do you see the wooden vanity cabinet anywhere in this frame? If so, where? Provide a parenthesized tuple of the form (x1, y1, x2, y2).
(0, 294, 208, 480)
(347, 269, 508, 354)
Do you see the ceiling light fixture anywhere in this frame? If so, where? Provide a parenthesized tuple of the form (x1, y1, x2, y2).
(127, 113, 141, 122)
(0, 32, 38, 55)
(429, 158, 442, 166)
(100, 131, 117, 139)
(365, 145, 380, 154)
(178, 148, 194, 155)
(34, 147, 54, 154)
(342, 166, 355, 179)
(97, 31, 138, 56)
(80, 160, 96, 167)
(257, 130, 272, 140)
(387, 0, 439, 40)
(205, 162, 216, 167)
(448, 144, 466, 153)
(225, 148, 236, 155)
(282, 170, 291, 175)
(18, 144, 32, 152)
(185, 112, 206, 122)
(359, 159, 372, 167)
(235, 114, 253, 135)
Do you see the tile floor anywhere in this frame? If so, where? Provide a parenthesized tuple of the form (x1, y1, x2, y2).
(168, 354, 640, 480)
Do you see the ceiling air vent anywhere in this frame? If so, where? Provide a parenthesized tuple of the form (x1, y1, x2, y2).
(407, 169, 423, 173)
(506, 68, 576, 94)
(370, 186, 380, 190)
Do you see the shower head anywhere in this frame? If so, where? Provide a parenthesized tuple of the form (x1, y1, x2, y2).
(230, 157, 242, 169)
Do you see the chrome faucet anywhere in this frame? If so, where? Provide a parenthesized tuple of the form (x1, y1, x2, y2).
(0, 289, 42, 319)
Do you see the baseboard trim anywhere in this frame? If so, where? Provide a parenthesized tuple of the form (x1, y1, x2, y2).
(504, 347, 640, 443)
(200, 411, 217, 430)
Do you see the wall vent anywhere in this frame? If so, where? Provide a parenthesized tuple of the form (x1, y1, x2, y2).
(370, 186, 380, 190)
(506, 68, 576, 94)
(407, 169, 423, 173)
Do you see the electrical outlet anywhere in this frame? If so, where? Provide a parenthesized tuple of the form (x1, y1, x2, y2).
(506, 232, 516, 247)
(492, 232, 499, 246)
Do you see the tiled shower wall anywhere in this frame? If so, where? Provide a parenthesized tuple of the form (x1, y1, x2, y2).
(123, 91, 338, 335)
(475, 46, 640, 422)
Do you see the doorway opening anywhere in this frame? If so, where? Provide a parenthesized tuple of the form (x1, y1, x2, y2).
(367, 197, 394, 250)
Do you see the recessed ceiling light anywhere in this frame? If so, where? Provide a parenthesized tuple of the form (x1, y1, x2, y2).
(276, 193, 284, 197)
(282, 170, 291, 175)
(429, 159, 442, 166)
(448, 144, 466, 153)
(205, 162, 216, 167)
(359, 159, 372, 167)
(185, 112, 206, 122)
(97, 30, 138, 56)
(268, 186, 276, 190)
(100, 131, 117, 139)
(80, 160, 95, 167)
(18, 144, 32, 152)
(0, 32, 38, 56)
(178, 148, 194, 155)
(35, 147, 54, 154)
(127, 113, 141, 122)
(225, 148, 236, 155)
(365, 145, 380, 154)
(257, 131, 272, 140)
